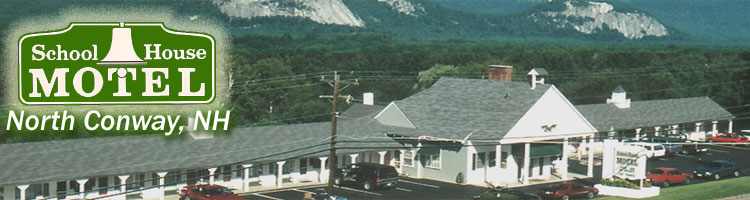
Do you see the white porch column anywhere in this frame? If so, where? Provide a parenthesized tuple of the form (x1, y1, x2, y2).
(522, 142, 530, 185)
(672, 125, 679, 135)
(696, 122, 704, 137)
(76, 179, 88, 199)
(242, 164, 253, 192)
(495, 144, 502, 168)
(562, 138, 569, 179)
(4, 185, 17, 200)
(207, 168, 217, 184)
(712, 121, 718, 134)
(49, 181, 58, 200)
(156, 172, 167, 200)
(729, 120, 734, 134)
(378, 151, 387, 165)
(118, 175, 130, 193)
(319, 157, 328, 182)
(17, 184, 29, 200)
(276, 161, 286, 188)
(635, 128, 642, 140)
(349, 154, 359, 164)
(654, 126, 661, 137)
(587, 136, 594, 177)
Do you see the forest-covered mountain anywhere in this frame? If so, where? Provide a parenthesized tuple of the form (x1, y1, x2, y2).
(217, 0, 675, 42)
(1, 0, 747, 46)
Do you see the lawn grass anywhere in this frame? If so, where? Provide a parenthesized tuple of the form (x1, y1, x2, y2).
(600, 176, 750, 200)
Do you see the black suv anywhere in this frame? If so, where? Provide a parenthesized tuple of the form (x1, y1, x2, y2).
(333, 163, 399, 190)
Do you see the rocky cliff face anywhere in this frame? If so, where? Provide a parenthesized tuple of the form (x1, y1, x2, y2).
(213, 0, 365, 27)
(537, 1, 668, 39)
(377, 0, 426, 16)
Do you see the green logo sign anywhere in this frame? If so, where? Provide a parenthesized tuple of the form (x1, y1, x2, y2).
(18, 22, 215, 105)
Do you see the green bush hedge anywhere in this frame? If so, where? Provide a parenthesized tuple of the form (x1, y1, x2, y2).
(601, 178, 651, 189)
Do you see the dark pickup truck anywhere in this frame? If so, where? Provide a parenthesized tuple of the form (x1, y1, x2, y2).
(692, 160, 743, 180)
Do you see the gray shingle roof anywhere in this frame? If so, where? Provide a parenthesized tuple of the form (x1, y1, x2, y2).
(575, 97, 734, 132)
(613, 85, 626, 93)
(393, 77, 550, 140)
(0, 109, 408, 186)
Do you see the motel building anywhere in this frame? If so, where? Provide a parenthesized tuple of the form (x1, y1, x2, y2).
(372, 66, 599, 186)
(0, 66, 736, 200)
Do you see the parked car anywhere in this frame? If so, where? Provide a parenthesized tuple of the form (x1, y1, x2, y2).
(179, 185, 243, 200)
(680, 142, 710, 155)
(473, 182, 540, 200)
(303, 188, 348, 200)
(645, 137, 683, 156)
(646, 168, 693, 187)
(537, 183, 598, 200)
(706, 135, 749, 144)
(627, 142, 666, 158)
(692, 160, 743, 180)
(333, 163, 399, 190)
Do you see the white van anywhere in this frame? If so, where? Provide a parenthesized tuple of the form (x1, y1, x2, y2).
(627, 142, 666, 158)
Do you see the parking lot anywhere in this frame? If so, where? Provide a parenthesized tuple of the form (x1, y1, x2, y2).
(241, 177, 489, 200)
(240, 144, 750, 200)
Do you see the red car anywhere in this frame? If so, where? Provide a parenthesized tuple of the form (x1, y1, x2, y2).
(646, 168, 693, 187)
(537, 182, 598, 200)
(707, 135, 749, 143)
(179, 185, 243, 200)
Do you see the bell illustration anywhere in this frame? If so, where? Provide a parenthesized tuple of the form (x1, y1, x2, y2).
(97, 24, 146, 66)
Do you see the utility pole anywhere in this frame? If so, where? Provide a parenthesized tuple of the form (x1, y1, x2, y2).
(320, 71, 357, 194)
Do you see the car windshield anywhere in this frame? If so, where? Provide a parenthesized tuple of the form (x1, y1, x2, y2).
(706, 162, 723, 167)
(649, 169, 664, 174)
(204, 188, 232, 195)
(654, 146, 664, 150)
(547, 184, 566, 190)
(378, 167, 398, 177)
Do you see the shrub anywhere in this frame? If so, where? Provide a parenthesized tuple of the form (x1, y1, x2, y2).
(600, 178, 645, 189)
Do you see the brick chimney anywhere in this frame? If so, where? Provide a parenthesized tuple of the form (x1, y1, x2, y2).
(488, 65, 513, 82)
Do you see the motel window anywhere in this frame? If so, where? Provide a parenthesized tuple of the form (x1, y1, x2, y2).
(152, 173, 159, 186)
(476, 152, 486, 169)
(472, 153, 476, 170)
(501, 151, 508, 168)
(223, 165, 232, 182)
(269, 163, 278, 175)
(421, 153, 441, 169)
(489, 151, 497, 167)
(312, 158, 321, 169)
(300, 158, 309, 174)
(236, 165, 244, 177)
(165, 171, 182, 186)
(403, 150, 415, 167)
(283, 160, 293, 174)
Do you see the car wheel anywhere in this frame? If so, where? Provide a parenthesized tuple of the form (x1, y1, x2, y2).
(663, 180, 670, 187)
(714, 174, 721, 180)
(333, 177, 342, 185)
(684, 178, 691, 185)
(179, 196, 186, 200)
(363, 181, 373, 190)
(735, 171, 741, 177)
(561, 194, 570, 200)
(587, 191, 596, 199)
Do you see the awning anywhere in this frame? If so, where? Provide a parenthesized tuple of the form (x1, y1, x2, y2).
(512, 144, 562, 159)
(417, 143, 440, 155)
(530, 144, 562, 158)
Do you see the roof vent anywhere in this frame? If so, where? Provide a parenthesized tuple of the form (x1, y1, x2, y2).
(187, 117, 214, 140)
(363, 92, 374, 106)
(488, 65, 513, 82)
(527, 68, 548, 90)
(606, 85, 631, 109)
